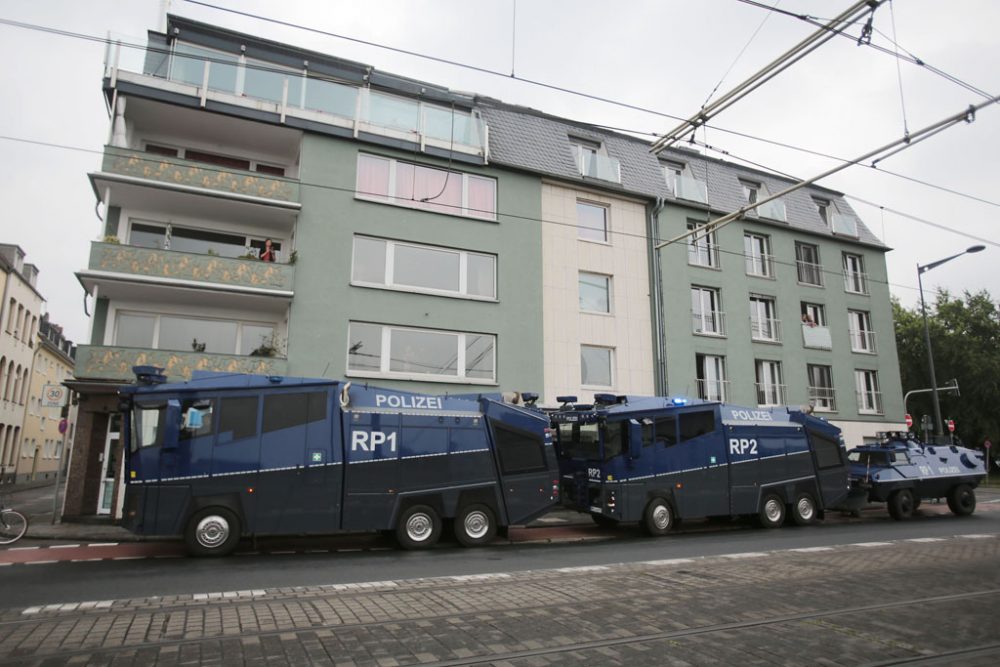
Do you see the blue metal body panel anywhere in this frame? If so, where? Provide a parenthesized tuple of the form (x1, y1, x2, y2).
(120, 373, 556, 540)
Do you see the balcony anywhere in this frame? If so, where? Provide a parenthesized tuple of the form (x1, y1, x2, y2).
(802, 324, 832, 350)
(74, 345, 288, 382)
(808, 386, 837, 412)
(857, 390, 884, 415)
(751, 318, 782, 343)
(100, 146, 299, 204)
(756, 383, 786, 407)
(86, 242, 295, 292)
(675, 174, 708, 204)
(570, 145, 621, 183)
(832, 213, 859, 238)
(796, 260, 824, 286)
(849, 329, 878, 354)
(692, 310, 726, 337)
(696, 378, 730, 402)
(756, 199, 787, 222)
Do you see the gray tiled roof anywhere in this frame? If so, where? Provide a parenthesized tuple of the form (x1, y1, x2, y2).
(478, 98, 885, 249)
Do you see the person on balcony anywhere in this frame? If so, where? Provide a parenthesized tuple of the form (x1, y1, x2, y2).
(260, 238, 276, 262)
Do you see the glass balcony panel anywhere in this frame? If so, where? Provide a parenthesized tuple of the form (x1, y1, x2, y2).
(423, 106, 478, 145)
(364, 91, 420, 133)
(244, 60, 303, 106)
(802, 324, 832, 349)
(74, 345, 287, 382)
(303, 77, 358, 118)
(169, 43, 238, 93)
(832, 213, 859, 237)
(757, 199, 787, 221)
(571, 146, 621, 183)
(676, 175, 708, 204)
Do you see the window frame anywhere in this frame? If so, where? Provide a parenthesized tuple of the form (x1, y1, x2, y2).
(687, 220, 719, 268)
(749, 294, 781, 342)
(112, 310, 279, 357)
(350, 235, 498, 301)
(578, 271, 612, 314)
(691, 286, 725, 336)
(755, 359, 785, 407)
(580, 344, 614, 389)
(695, 353, 728, 402)
(576, 200, 610, 244)
(848, 309, 876, 353)
(806, 364, 837, 413)
(855, 369, 882, 414)
(744, 232, 773, 278)
(842, 252, 869, 295)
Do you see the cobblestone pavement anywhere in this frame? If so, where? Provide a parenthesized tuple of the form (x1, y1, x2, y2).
(2, 535, 1000, 665)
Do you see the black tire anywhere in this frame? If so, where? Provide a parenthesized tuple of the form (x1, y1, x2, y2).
(947, 484, 976, 516)
(643, 498, 674, 536)
(591, 513, 619, 529)
(888, 488, 915, 520)
(757, 493, 785, 528)
(184, 507, 241, 557)
(791, 493, 818, 526)
(396, 505, 442, 550)
(454, 504, 497, 547)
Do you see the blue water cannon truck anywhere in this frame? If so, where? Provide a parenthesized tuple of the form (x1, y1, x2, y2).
(119, 368, 558, 556)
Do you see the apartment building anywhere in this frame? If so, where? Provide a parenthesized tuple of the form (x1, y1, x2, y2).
(0, 244, 45, 484)
(17, 317, 77, 484)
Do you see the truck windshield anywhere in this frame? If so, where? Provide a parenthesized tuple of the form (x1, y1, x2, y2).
(557, 421, 625, 461)
(131, 404, 166, 453)
(847, 450, 890, 466)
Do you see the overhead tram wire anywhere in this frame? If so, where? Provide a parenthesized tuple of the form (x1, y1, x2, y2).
(3, 15, 997, 212)
(654, 95, 1000, 251)
(0, 132, 946, 295)
(650, 0, 886, 153)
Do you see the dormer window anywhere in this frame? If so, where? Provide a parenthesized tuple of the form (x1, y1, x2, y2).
(740, 179, 760, 205)
(569, 137, 621, 183)
(662, 160, 708, 205)
(663, 161, 685, 193)
(813, 197, 830, 226)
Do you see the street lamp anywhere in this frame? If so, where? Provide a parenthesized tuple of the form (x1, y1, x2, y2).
(917, 244, 985, 437)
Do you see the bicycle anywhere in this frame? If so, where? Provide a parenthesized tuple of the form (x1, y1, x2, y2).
(0, 497, 28, 545)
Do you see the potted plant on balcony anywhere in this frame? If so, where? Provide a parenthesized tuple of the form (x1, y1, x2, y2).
(249, 332, 285, 357)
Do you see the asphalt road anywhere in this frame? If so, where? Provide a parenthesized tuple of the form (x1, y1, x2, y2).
(3, 503, 999, 610)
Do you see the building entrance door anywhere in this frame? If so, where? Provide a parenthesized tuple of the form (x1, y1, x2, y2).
(97, 414, 121, 515)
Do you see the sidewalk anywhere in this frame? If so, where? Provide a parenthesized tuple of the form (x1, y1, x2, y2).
(2, 480, 138, 542)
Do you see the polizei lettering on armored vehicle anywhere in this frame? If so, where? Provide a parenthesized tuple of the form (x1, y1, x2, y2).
(374, 393, 443, 410)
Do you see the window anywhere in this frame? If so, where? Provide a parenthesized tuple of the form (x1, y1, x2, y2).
(665, 162, 708, 203)
(688, 221, 719, 268)
(262, 392, 327, 433)
(855, 370, 882, 414)
(355, 154, 496, 220)
(581, 345, 613, 388)
(144, 143, 286, 176)
(801, 302, 826, 327)
(579, 273, 611, 313)
(351, 236, 496, 300)
(740, 179, 759, 205)
(744, 233, 772, 277)
(493, 422, 547, 474)
(654, 416, 677, 447)
(813, 197, 831, 226)
(134, 406, 165, 450)
(180, 400, 215, 440)
(749, 295, 780, 342)
(570, 138, 620, 182)
(603, 422, 625, 461)
(696, 354, 727, 402)
(811, 432, 844, 469)
(679, 410, 716, 441)
(849, 310, 876, 353)
(218, 396, 259, 442)
(755, 360, 784, 407)
(662, 161, 684, 193)
(114, 311, 277, 357)
(795, 242, 823, 286)
(843, 253, 868, 295)
(691, 287, 724, 335)
(128, 221, 283, 261)
(577, 201, 609, 243)
(807, 365, 836, 412)
(347, 322, 495, 383)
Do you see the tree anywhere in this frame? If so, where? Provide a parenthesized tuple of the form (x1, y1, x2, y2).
(893, 290, 1000, 453)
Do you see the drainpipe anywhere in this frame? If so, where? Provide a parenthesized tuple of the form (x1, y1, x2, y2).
(647, 197, 667, 394)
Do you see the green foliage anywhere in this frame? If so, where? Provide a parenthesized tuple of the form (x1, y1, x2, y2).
(893, 290, 1000, 452)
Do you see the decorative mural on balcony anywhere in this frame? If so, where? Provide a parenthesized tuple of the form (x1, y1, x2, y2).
(91, 242, 293, 291)
(75, 346, 287, 382)
(104, 148, 298, 201)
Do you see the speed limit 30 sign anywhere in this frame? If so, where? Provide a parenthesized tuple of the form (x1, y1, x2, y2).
(41, 384, 67, 408)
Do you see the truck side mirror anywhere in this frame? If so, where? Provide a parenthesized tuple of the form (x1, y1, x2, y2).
(164, 400, 181, 450)
(628, 420, 643, 460)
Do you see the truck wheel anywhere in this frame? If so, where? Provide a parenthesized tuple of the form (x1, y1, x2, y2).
(591, 514, 619, 528)
(643, 498, 674, 536)
(888, 489, 915, 520)
(947, 484, 976, 516)
(454, 504, 497, 547)
(757, 494, 785, 528)
(396, 505, 442, 550)
(791, 493, 817, 526)
(185, 507, 241, 557)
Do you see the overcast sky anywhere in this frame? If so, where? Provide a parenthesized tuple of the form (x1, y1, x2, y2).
(1, 0, 997, 344)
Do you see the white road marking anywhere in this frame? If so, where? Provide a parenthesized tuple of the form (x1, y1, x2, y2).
(49, 544, 81, 549)
(112, 556, 145, 561)
(959, 534, 995, 539)
(555, 565, 610, 573)
(25, 560, 58, 565)
(640, 558, 695, 566)
(71, 558, 103, 563)
(723, 552, 768, 559)
(21, 607, 42, 615)
(850, 542, 894, 548)
(788, 547, 834, 553)
(8, 546, 39, 551)
(907, 537, 946, 543)
(87, 543, 119, 547)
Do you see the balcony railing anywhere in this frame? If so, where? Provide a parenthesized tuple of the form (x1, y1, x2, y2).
(756, 383, 786, 407)
(571, 146, 621, 183)
(808, 386, 837, 412)
(843, 270, 869, 295)
(796, 260, 824, 286)
(750, 317, 782, 342)
(756, 199, 787, 222)
(74, 345, 288, 382)
(745, 253, 775, 278)
(688, 243, 720, 268)
(697, 378, 730, 402)
(857, 390, 884, 415)
(801, 324, 832, 349)
(832, 213, 859, 238)
(692, 310, 726, 336)
(849, 329, 878, 354)
(88, 242, 295, 292)
(104, 41, 488, 159)
(102, 146, 300, 203)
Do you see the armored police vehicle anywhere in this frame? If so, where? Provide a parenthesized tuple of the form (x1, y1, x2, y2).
(551, 395, 849, 534)
(846, 432, 986, 520)
(120, 368, 558, 556)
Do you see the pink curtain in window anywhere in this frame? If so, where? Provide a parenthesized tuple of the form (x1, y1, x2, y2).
(357, 155, 390, 198)
(467, 176, 496, 219)
(412, 167, 461, 214)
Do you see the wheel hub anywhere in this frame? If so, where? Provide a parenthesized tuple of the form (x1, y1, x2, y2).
(652, 505, 670, 530)
(406, 513, 432, 542)
(464, 511, 489, 539)
(195, 515, 230, 549)
(765, 500, 782, 522)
